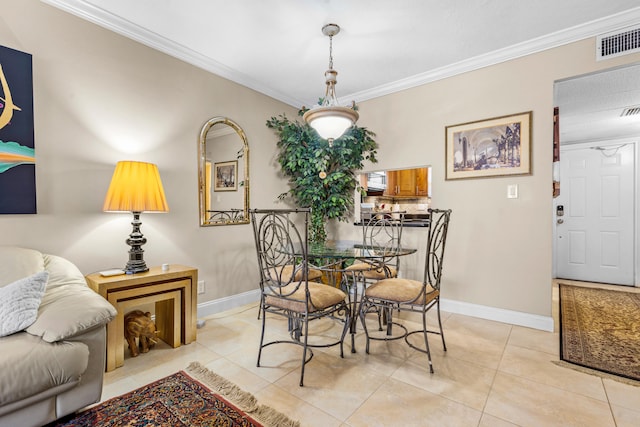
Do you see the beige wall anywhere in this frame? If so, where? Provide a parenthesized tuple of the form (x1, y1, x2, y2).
(2, 0, 640, 322)
(344, 39, 640, 318)
(0, 0, 295, 304)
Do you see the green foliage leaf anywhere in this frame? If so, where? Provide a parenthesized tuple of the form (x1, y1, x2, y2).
(266, 109, 378, 225)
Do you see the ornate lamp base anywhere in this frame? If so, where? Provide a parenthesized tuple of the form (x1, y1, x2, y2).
(124, 211, 149, 274)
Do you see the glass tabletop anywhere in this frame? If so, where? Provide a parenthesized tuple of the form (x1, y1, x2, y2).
(302, 239, 416, 260)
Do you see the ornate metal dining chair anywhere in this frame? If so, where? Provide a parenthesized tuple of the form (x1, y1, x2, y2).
(250, 208, 351, 386)
(358, 209, 451, 373)
(345, 211, 405, 287)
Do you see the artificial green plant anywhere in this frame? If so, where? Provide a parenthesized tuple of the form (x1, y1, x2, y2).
(266, 108, 378, 243)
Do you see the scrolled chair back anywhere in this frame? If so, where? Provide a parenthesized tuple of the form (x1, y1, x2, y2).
(250, 208, 310, 299)
(424, 208, 452, 291)
(361, 211, 405, 264)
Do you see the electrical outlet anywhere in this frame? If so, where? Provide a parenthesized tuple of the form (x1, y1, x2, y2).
(197, 280, 205, 294)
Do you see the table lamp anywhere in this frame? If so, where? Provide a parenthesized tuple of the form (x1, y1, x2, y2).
(103, 161, 169, 274)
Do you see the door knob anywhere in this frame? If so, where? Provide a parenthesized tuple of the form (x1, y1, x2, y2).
(557, 218, 564, 224)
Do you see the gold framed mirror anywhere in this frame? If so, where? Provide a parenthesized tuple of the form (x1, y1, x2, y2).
(198, 117, 250, 226)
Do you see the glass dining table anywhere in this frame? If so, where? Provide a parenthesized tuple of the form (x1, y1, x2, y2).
(306, 239, 416, 260)
(291, 239, 417, 352)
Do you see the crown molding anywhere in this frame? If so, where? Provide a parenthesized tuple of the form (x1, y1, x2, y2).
(41, 0, 306, 107)
(344, 7, 640, 103)
(42, 1, 640, 107)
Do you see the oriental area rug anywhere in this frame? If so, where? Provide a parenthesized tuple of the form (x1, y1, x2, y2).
(49, 362, 300, 427)
(559, 284, 640, 382)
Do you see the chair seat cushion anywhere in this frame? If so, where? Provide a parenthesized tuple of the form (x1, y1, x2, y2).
(265, 282, 346, 313)
(345, 261, 397, 279)
(365, 278, 439, 304)
(267, 265, 323, 282)
(308, 268, 323, 281)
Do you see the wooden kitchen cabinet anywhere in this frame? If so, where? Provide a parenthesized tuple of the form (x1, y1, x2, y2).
(384, 170, 398, 196)
(415, 167, 428, 196)
(396, 169, 417, 196)
(384, 168, 429, 197)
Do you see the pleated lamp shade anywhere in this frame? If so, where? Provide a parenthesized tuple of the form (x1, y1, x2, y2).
(103, 161, 169, 213)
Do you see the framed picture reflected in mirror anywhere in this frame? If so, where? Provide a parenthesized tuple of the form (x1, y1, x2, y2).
(213, 160, 237, 191)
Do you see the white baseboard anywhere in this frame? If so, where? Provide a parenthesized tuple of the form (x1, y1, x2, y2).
(441, 298, 555, 332)
(196, 291, 555, 332)
(197, 289, 261, 319)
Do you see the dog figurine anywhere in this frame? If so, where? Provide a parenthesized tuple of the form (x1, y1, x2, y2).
(124, 310, 158, 357)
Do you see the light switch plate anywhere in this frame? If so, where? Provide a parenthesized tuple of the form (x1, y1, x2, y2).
(507, 184, 518, 199)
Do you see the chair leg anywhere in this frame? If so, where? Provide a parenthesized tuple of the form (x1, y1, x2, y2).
(257, 305, 267, 367)
(346, 272, 359, 353)
(358, 298, 372, 354)
(340, 303, 350, 358)
(385, 304, 395, 336)
(356, 275, 385, 332)
(436, 298, 447, 351)
(299, 315, 310, 387)
(422, 309, 434, 374)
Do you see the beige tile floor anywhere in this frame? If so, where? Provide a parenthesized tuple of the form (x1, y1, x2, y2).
(101, 281, 640, 427)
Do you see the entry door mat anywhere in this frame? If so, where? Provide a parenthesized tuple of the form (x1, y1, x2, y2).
(49, 362, 300, 427)
(559, 284, 640, 382)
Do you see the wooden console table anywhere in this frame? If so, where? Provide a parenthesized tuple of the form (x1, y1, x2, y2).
(86, 265, 198, 372)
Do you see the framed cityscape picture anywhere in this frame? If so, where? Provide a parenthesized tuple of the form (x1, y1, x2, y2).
(445, 111, 532, 180)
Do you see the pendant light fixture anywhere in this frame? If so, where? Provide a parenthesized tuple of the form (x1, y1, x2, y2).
(303, 23, 359, 147)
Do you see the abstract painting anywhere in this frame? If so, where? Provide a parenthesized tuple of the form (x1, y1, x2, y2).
(0, 45, 36, 213)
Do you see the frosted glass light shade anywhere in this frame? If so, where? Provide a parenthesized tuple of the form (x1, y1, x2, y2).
(303, 106, 359, 141)
(103, 161, 169, 212)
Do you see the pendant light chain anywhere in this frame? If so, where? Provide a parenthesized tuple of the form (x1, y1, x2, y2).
(328, 33, 334, 70)
(324, 32, 337, 105)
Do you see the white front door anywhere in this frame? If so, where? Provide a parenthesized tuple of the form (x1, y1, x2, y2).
(555, 142, 635, 286)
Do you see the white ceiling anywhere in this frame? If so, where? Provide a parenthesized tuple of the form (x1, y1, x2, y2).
(41, 0, 640, 144)
(556, 63, 640, 144)
(43, 0, 640, 109)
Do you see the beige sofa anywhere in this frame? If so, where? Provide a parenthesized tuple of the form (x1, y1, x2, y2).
(0, 247, 117, 427)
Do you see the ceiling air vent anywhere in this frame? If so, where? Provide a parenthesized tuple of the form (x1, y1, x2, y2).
(596, 25, 640, 60)
(620, 106, 640, 117)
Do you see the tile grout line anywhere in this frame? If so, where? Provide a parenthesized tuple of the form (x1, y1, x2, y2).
(478, 323, 513, 424)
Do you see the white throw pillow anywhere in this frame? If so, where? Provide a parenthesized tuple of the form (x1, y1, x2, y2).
(0, 271, 49, 337)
